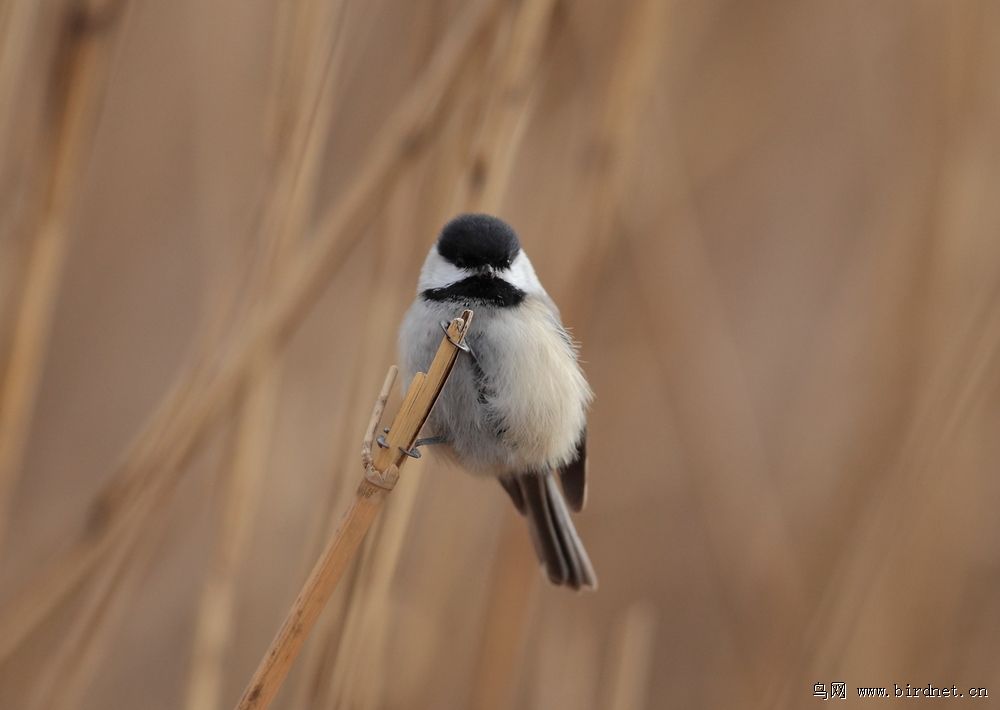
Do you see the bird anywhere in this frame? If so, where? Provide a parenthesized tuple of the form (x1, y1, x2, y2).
(398, 213, 596, 590)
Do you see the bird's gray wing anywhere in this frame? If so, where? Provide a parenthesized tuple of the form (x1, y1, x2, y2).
(498, 475, 526, 515)
(558, 430, 587, 512)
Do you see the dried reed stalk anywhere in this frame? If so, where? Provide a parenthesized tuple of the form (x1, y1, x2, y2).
(768, 216, 1000, 709)
(764, 25, 999, 704)
(0, 1, 41, 163)
(321, 457, 423, 710)
(373, 2, 559, 708)
(24, 487, 174, 710)
(468, 521, 542, 710)
(0, 0, 500, 661)
(573, 0, 669, 306)
(452, 0, 556, 213)
(470, 1, 665, 705)
(234, 311, 473, 710)
(617, 0, 808, 693)
(301, 198, 434, 709)
(0, 0, 128, 554)
(19, 292, 253, 702)
(184, 374, 278, 710)
(20, 411, 237, 708)
(773, 312, 1000, 709)
(300, 1, 555, 703)
(288, 306, 392, 708)
(184, 3, 347, 708)
(603, 604, 657, 710)
(531, 612, 600, 710)
(288, 92, 486, 701)
(0, 345, 212, 664)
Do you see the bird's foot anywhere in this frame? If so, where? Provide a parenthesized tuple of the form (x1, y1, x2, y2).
(376, 430, 448, 459)
(439, 320, 475, 358)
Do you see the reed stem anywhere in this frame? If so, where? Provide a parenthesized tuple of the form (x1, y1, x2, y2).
(234, 311, 472, 710)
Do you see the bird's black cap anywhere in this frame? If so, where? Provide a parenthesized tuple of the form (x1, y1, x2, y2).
(437, 214, 521, 270)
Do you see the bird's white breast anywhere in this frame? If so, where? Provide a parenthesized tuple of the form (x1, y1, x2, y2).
(399, 295, 591, 476)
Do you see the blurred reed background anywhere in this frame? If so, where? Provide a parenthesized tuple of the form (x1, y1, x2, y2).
(2, 0, 1000, 708)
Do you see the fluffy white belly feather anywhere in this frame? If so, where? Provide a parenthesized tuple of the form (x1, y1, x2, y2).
(399, 295, 591, 476)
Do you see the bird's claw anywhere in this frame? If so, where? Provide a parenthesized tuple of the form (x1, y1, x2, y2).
(378, 431, 447, 458)
(439, 320, 474, 356)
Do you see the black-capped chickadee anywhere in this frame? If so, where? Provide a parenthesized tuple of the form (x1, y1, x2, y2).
(399, 214, 596, 590)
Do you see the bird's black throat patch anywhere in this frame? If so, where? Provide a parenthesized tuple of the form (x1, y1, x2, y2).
(421, 273, 525, 308)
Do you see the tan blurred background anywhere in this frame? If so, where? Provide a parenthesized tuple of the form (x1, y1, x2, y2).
(3, 0, 1000, 708)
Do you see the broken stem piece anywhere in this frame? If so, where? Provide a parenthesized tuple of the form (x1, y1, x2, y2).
(234, 309, 473, 710)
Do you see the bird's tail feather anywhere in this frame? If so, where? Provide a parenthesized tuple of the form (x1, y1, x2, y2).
(517, 472, 597, 590)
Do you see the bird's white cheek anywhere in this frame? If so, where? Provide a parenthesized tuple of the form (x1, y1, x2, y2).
(504, 251, 546, 295)
(417, 250, 467, 291)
